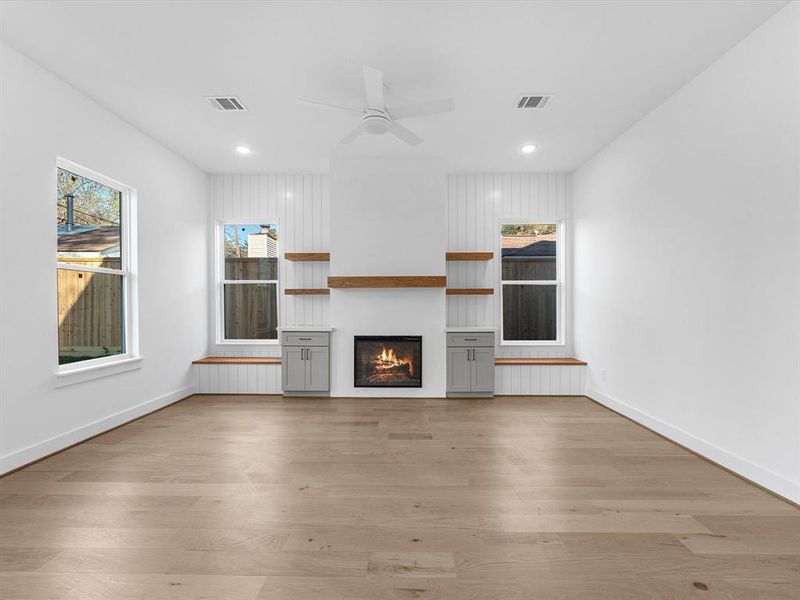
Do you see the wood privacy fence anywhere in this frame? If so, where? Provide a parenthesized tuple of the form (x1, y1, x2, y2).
(57, 258, 122, 355)
(223, 257, 279, 339)
(223, 283, 278, 340)
(501, 256, 557, 341)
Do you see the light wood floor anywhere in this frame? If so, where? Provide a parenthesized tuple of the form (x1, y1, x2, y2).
(1, 395, 798, 599)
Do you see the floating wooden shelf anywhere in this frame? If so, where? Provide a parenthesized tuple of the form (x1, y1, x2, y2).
(495, 358, 587, 366)
(327, 275, 447, 289)
(284, 288, 330, 295)
(446, 252, 494, 261)
(193, 356, 281, 365)
(446, 288, 494, 295)
(284, 252, 330, 262)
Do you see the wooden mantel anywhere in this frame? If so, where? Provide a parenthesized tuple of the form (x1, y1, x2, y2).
(327, 276, 447, 289)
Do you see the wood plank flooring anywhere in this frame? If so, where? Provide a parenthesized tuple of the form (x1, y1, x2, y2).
(0, 395, 797, 599)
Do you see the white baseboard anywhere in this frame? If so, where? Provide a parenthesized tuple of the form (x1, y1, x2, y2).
(0, 384, 195, 475)
(585, 386, 800, 505)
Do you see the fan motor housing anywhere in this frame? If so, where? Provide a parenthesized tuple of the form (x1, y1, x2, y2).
(362, 110, 391, 134)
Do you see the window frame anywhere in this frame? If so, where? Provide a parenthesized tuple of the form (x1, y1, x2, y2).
(55, 157, 140, 382)
(499, 218, 565, 346)
(215, 219, 281, 345)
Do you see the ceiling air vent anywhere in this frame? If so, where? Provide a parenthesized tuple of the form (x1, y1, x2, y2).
(207, 96, 246, 111)
(516, 94, 553, 109)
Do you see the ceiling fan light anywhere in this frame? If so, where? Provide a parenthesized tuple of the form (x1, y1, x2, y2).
(364, 117, 390, 135)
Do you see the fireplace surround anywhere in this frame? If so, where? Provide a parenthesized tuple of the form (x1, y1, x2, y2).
(354, 335, 422, 388)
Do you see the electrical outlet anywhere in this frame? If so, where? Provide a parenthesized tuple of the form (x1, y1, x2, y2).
(600, 369, 607, 382)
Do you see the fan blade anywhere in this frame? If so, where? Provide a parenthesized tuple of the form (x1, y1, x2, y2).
(387, 98, 455, 120)
(362, 66, 385, 109)
(388, 122, 423, 146)
(339, 123, 365, 144)
(297, 98, 361, 113)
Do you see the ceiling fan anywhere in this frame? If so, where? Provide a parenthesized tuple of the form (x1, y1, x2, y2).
(297, 66, 455, 146)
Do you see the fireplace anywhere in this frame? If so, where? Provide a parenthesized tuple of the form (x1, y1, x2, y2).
(354, 335, 422, 388)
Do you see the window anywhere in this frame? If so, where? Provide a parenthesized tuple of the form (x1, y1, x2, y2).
(56, 160, 137, 369)
(219, 223, 279, 342)
(500, 222, 562, 343)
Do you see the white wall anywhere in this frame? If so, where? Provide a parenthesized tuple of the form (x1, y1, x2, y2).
(207, 170, 579, 396)
(572, 3, 800, 502)
(330, 158, 447, 397)
(0, 42, 208, 473)
(207, 174, 330, 356)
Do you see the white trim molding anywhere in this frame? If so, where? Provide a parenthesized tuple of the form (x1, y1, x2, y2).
(498, 217, 566, 346)
(55, 356, 143, 387)
(0, 385, 194, 475)
(585, 386, 800, 504)
(55, 157, 140, 375)
(214, 219, 281, 345)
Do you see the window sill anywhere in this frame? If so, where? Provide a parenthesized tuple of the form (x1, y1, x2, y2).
(499, 341, 566, 347)
(55, 356, 143, 388)
(216, 340, 280, 346)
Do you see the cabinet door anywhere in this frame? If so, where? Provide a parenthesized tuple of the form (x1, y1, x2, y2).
(470, 347, 495, 393)
(447, 347, 472, 393)
(282, 347, 306, 392)
(305, 347, 330, 392)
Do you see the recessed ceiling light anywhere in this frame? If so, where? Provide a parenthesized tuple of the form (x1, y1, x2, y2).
(235, 145, 252, 155)
(521, 144, 536, 154)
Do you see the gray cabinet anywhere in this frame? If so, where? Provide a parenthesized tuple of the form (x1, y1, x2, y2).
(446, 331, 494, 397)
(282, 331, 330, 395)
(446, 347, 472, 393)
(470, 347, 495, 393)
(305, 347, 330, 391)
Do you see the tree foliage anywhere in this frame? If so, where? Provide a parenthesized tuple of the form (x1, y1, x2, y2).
(57, 169, 120, 227)
(501, 224, 556, 236)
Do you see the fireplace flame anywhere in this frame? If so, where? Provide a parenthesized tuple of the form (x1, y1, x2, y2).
(375, 346, 413, 376)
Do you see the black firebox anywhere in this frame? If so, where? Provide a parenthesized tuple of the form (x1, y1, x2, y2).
(354, 335, 422, 388)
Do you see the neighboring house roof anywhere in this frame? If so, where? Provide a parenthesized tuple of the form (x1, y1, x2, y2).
(501, 234, 556, 258)
(57, 226, 119, 254)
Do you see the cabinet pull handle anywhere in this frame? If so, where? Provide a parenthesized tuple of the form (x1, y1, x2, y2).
(464, 338, 478, 341)
(302, 348, 306, 360)
(299, 337, 312, 341)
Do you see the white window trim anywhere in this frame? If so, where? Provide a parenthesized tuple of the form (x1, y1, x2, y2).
(215, 219, 281, 345)
(499, 218, 566, 346)
(55, 158, 140, 385)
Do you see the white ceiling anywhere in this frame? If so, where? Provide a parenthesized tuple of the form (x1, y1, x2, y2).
(0, 1, 786, 173)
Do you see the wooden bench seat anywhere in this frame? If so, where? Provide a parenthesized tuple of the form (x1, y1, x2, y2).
(495, 357, 587, 366)
(192, 356, 586, 396)
(192, 356, 281, 365)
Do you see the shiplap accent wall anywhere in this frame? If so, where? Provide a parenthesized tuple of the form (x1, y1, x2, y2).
(495, 364, 585, 396)
(446, 173, 573, 358)
(203, 171, 582, 396)
(194, 363, 282, 395)
(208, 174, 330, 356)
